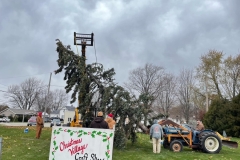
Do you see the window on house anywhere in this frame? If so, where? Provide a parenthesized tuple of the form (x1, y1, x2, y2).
(68, 118, 71, 122)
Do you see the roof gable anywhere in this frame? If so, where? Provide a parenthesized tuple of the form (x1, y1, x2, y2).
(0, 108, 36, 115)
(0, 108, 10, 114)
(61, 106, 76, 111)
(51, 110, 60, 114)
(65, 106, 75, 111)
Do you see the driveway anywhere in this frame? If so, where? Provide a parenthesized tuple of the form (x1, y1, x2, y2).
(0, 122, 28, 126)
(0, 122, 51, 127)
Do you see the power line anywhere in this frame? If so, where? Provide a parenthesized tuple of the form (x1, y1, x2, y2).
(0, 85, 48, 94)
(0, 87, 7, 90)
(0, 83, 8, 87)
(50, 85, 65, 88)
(0, 99, 9, 103)
(0, 73, 50, 80)
(0, 90, 7, 93)
(1, 85, 66, 93)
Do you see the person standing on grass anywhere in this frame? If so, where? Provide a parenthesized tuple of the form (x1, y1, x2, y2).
(105, 113, 116, 130)
(150, 119, 164, 153)
(90, 111, 109, 129)
(36, 112, 44, 139)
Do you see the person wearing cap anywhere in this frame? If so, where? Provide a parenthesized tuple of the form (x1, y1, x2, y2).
(105, 113, 116, 130)
(36, 112, 44, 139)
(150, 119, 163, 153)
(90, 111, 109, 129)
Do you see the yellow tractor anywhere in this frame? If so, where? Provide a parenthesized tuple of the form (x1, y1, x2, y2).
(70, 108, 82, 127)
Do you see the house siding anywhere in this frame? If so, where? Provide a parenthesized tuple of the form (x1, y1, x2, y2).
(64, 110, 75, 124)
(50, 113, 59, 118)
(59, 109, 65, 119)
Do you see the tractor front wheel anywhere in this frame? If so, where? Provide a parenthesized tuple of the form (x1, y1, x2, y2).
(170, 140, 183, 152)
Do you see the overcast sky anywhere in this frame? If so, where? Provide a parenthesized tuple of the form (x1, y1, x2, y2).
(0, 0, 240, 107)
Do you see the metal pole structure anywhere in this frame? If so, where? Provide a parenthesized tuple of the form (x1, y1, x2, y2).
(0, 137, 2, 160)
(43, 72, 52, 123)
(79, 41, 86, 108)
(74, 32, 94, 124)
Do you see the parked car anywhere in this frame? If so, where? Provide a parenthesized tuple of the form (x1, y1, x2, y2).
(44, 117, 51, 123)
(50, 119, 61, 127)
(50, 117, 60, 120)
(27, 116, 37, 126)
(2, 117, 10, 122)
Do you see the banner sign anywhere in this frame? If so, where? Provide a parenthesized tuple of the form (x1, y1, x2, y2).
(49, 127, 114, 160)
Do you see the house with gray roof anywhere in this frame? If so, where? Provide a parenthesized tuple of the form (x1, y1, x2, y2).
(49, 110, 60, 118)
(60, 105, 76, 124)
(0, 108, 37, 117)
(49, 105, 76, 124)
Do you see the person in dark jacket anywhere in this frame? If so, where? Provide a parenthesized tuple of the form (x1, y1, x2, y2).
(90, 111, 109, 129)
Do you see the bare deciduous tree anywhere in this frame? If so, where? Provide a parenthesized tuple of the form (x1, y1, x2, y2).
(34, 88, 52, 112)
(154, 73, 177, 118)
(35, 89, 68, 113)
(196, 50, 223, 99)
(51, 89, 68, 111)
(125, 63, 164, 96)
(177, 69, 195, 123)
(196, 50, 240, 100)
(221, 54, 240, 99)
(191, 86, 206, 119)
(124, 63, 165, 125)
(5, 78, 44, 110)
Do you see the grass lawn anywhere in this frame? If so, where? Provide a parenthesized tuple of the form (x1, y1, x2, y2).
(0, 125, 240, 160)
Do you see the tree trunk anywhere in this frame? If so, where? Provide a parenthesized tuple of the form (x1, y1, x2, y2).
(138, 121, 149, 133)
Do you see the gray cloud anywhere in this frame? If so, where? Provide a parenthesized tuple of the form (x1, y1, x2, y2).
(0, 0, 240, 106)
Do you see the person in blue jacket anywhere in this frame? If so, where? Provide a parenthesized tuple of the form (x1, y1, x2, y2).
(150, 119, 164, 153)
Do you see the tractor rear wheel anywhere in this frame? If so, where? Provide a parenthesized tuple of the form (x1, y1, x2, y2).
(199, 132, 222, 153)
(170, 140, 183, 152)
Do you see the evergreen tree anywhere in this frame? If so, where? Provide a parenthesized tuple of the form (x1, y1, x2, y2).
(204, 98, 225, 131)
(54, 40, 146, 148)
(204, 94, 240, 137)
(229, 94, 240, 137)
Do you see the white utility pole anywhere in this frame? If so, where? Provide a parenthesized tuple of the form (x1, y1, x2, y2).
(0, 137, 2, 159)
(43, 72, 52, 123)
(205, 76, 209, 112)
